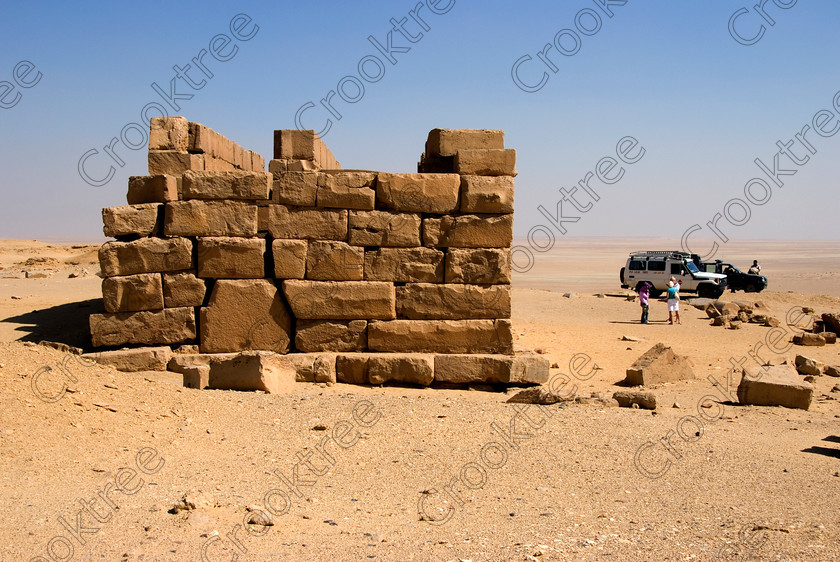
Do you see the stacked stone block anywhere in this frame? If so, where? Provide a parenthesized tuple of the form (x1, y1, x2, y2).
(90, 120, 548, 388)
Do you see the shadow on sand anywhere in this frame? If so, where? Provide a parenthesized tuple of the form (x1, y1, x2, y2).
(2, 298, 104, 350)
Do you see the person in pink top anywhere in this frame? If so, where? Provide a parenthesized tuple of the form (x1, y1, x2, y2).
(639, 282, 650, 324)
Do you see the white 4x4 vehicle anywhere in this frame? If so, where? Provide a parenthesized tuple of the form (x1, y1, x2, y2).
(619, 250, 727, 299)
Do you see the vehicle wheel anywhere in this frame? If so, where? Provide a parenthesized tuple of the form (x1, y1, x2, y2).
(697, 285, 713, 298)
(745, 284, 756, 293)
(713, 287, 726, 299)
(620, 267, 626, 285)
(649, 288, 663, 299)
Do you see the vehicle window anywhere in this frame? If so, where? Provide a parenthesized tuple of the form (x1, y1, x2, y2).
(670, 264, 683, 275)
(685, 261, 699, 274)
(629, 260, 645, 270)
(647, 260, 665, 272)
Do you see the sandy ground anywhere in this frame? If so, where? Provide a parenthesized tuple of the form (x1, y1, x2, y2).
(1, 239, 839, 561)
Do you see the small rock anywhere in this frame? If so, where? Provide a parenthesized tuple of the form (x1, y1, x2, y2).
(804, 375, 817, 383)
(245, 506, 273, 526)
(507, 386, 570, 405)
(550, 362, 559, 369)
(535, 348, 546, 354)
(672, 402, 681, 408)
(793, 333, 826, 346)
(802, 306, 815, 314)
(626, 293, 637, 302)
(825, 366, 840, 378)
(596, 293, 606, 298)
(563, 292, 576, 298)
(832, 385, 840, 393)
(613, 390, 656, 410)
(10, 295, 21, 300)
(312, 424, 328, 431)
(794, 355, 824, 376)
(729, 320, 743, 330)
(621, 335, 644, 342)
(169, 491, 217, 514)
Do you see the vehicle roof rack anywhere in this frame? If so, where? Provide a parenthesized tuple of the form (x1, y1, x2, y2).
(628, 250, 692, 258)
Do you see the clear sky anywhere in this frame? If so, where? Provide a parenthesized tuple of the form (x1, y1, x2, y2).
(1, 0, 838, 251)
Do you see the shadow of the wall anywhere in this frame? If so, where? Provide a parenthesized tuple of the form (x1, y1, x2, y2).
(2, 298, 104, 350)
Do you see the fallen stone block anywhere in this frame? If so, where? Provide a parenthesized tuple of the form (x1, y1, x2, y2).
(164, 200, 258, 237)
(283, 280, 395, 320)
(102, 204, 162, 238)
(272, 239, 307, 279)
(368, 319, 513, 354)
(200, 279, 292, 354)
(102, 273, 164, 313)
(284, 353, 337, 383)
(348, 210, 421, 247)
(623, 343, 695, 386)
(793, 333, 826, 346)
(266, 205, 347, 240)
(423, 214, 513, 248)
(822, 313, 840, 334)
(86, 346, 172, 372)
(306, 241, 364, 281)
(454, 149, 516, 176)
(163, 272, 207, 308)
(426, 129, 505, 157)
(445, 248, 511, 284)
(208, 352, 297, 394)
(434, 351, 549, 384)
(90, 307, 196, 347)
(690, 298, 716, 310)
(795, 355, 824, 376)
(197, 237, 266, 279)
(821, 331, 837, 344)
(506, 386, 568, 405)
(99, 237, 192, 277)
(705, 304, 722, 319)
(396, 283, 511, 319)
(825, 365, 840, 377)
(149, 116, 189, 151)
(295, 320, 367, 352)
(272, 171, 318, 206)
(376, 172, 460, 213)
(459, 175, 514, 213)
(738, 364, 813, 410)
(127, 175, 178, 204)
(364, 248, 444, 282)
(721, 302, 741, 317)
(182, 170, 271, 200)
(613, 390, 656, 410)
(316, 171, 376, 209)
(368, 353, 434, 386)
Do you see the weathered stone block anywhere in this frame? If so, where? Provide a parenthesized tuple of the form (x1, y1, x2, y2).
(738, 364, 813, 410)
(283, 280, 395, 320)
(102, 273, 164, 313)
(148, 150, 203, 175)
(272, 239, 307, 279)
(794, 354, 824, 376)
(335, 354, 370, 385)
(364, 248, 444, 282)
(87, 347, 172, 372)
(434, 352, 549, 384)
(460, 175, 514, 213)
(127, 175, 178, 204)
(454, 149, 516, 176)
(200, 279, 292, 354)
(295, 320, 367, 352)
(90, 307, 196, 347)
(285, 353, 337, 383)
(102, 204, 161, 238)
(266, 205, 347, 240)
(167, 353, 238, 373)
(149, 116, 189, 151)
(376, 173, 460, 213)
(624, 343, 695, 386)
(316, 171, 376, 209)
(208, 352, 297, 394)
(182, 170, 271, 200)
(368, 353, 434, 386)
(793, 333, 826, 346)
(423, 214, 513, 248)
(163, 273, 207, 308)
(182, 366, 210, 389)
(396, 283, 511, 319)
(99, 237, 192, 277)
(348, 210, 421, 247)
(426, 129, 505, 157)
(306, 241, 364, 281)
(368, 319, 513, 354)
(822, 313, 840, 334)
(445, 248, 511, 284)
(613, 390, 656, 410)
(273, 129, 339, 169)
(197, 237, 266, 279)
(271, 172, 318, 206)
(164, 200, 258, 237)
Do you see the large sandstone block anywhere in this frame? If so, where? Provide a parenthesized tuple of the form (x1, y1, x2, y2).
(426, 129, 505, 157)
(316, 171, 376, 210)
(368, 319, 513, 354)
(423, 214, 513, 248)
(127, 175, 178, 204)
(90, 307, 196, 347)
(284, 353, 337, 383)
(164, 200, 258, 237)
(376, 173, 460, 213)
(99, 237, 192, 277)
(335, 354, 371, 385)
(266, 205, 347, 240)
(197, 237, 266, 279)
(306, 241, 364, 281)
(295, 320, 367, 352)
(272, 172, 318, 206)
(208, 352, 297, 394)
(102, 273, 164, 313)
(794, 354, 824, 376)
(149, 116, 189, 151)
(434, 352, 549, 384)
(454, 149, 516, 176)
(273, 129, 339, 169)
(624, 343, 695, 386)
(364, 248, 444, 282)
(822, 313, 840, 334)
(283, 280, 395, 320)
(163, 272, 207, 308)
(738, 364, 814, 410)
(445, 248, 511, 284)
(148, 150, 204, 175)
(102, 204, 162, 238)
(348, 210, 421, 247)
(87, 347, 172, 372)
(167, 352, 238, 373)
(460, 175, 514, 213)
(272, 239, 307, 279)
(200, 279, 292, 354)
(396, 283, 511, 319)
(182, 170, 271, 200)
(368, 353, 434, 386)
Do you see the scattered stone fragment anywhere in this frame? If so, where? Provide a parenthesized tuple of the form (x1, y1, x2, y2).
(624, 343, 695, 386)
(793, 333, 826, 346)
(613, 390, 656, 410)
(825, 365, 840, 378)
(737, 364, 813, 410)
(794, 355, 824, 376)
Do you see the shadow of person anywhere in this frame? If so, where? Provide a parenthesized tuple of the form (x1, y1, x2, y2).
(2, 298, 104, 350)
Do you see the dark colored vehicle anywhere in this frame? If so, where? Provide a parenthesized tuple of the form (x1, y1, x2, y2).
(691, 257, 768, 293)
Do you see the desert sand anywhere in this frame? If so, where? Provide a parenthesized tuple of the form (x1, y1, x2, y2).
(1, 238, 839, 561)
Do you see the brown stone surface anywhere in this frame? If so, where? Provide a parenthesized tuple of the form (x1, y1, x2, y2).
(164, 200, 258, 237)
(423, 214, 513, 248)
(738, 364, 814, 410)
(426, 129, 505, 157)
(181, 365, 210, 389)
(284, 353, 337, 383)
(434, 352, 549, 384)
(306, 241, 364, 281)
(822, 313, 840, 334)
(208, 352, 297, 394)
(163, 273, 207, 308)
(364, 248, 444, 282)
(99, 237, 192, 277)
(793, 333, 826, 346)
(266, 205, 347, 240)
(274, 129, 339, 169)
(102, 273, 163, 313)
(149, 116, 189, 151)
(295, 320, 367, 352)
(335, 354, 370, 385)
(368, 353, 434, 386)
(794, 354, 824, 376)
(396, 283, 511, 319)
(87, 347, 172, 372)
(148, 150, 204, 175)
(272, 172, 318, 206)
(376, 173, 460, 213)
(454, 149, 517, 176)
(197, 237, 266, 279)
(368, 319, 513, 354)
(445, 248, 511, 284)
(167, 353, 238, 373)
(272, 239, 307, 279)
(624, 343, 695, 386)
(200, 279, 292, 354)
(283, 280, 395, 320)
(90, 307, 196, 347)
(127, 175, 178, 204)
(182, 170, 271, 200)
(316, 171, 376, 210)
(348, 211, 421, 247)
(102, 204, 161, 238)
(613, 390, 657, 410)
(459, 175, 514, 213)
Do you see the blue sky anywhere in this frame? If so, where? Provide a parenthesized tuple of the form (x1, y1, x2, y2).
(1, 0, 838, 247)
